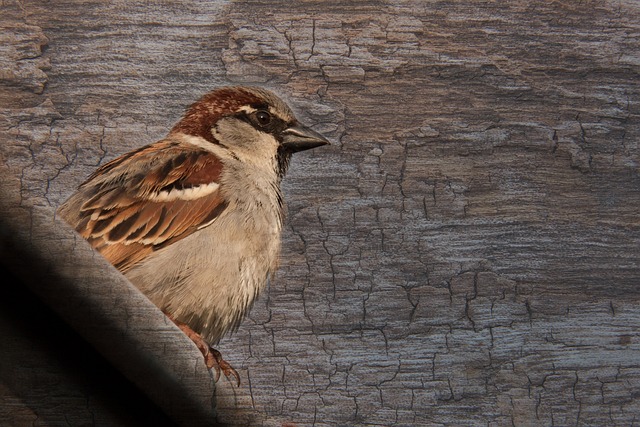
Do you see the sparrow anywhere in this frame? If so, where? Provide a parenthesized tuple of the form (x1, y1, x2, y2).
(58, 86, 330, 386)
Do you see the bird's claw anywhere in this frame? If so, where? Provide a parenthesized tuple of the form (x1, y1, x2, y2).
(167, 313, 241, 386)
(206, 347, 241, 387)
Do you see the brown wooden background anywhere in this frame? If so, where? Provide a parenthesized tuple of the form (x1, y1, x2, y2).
(1, 0, 639, 426)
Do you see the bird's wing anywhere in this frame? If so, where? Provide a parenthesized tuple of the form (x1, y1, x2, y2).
(61, 138, 228, 272)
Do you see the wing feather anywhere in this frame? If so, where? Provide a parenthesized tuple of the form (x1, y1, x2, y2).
(60, 138, 228, 272)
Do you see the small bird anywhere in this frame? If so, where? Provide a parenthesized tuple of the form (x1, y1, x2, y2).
(58, 86, 329, 385)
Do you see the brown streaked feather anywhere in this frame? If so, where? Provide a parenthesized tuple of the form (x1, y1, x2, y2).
(94, 240, 155, 273)
(83, 140, 223, 196)
(70, 139, 228, 272)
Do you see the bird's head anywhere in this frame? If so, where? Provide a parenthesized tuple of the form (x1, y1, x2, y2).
(171, 86, 330, 176)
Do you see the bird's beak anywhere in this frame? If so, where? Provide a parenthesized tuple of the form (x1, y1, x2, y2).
(281, 122, 330, 153)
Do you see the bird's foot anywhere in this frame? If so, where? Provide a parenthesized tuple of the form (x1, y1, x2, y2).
(166, 314, 241, 386)
(206, 347, 241, 387)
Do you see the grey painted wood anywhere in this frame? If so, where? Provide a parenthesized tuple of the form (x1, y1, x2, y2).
(1, 0, 639, 425)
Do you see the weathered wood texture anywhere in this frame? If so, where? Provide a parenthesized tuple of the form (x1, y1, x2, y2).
(0, 171, 217, 425)
(2, 0, 639, 425)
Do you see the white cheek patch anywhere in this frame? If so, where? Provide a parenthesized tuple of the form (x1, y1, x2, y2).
(149, 182, 220, 201)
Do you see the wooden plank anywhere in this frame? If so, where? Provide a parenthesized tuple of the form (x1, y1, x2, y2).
(1, 0, 639, 425)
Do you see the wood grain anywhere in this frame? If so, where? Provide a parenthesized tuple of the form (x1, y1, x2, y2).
(1, 0, 639, 425)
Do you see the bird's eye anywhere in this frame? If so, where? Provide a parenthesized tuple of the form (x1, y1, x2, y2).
(255, 110, 272, 126)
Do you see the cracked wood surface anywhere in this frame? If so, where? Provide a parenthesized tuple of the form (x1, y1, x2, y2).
(1, 0, 640, 426)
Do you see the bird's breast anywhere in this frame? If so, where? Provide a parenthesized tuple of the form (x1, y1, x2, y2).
(124, 172, 285, 344)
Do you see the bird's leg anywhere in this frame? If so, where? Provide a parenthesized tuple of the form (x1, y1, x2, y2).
(165, 313, 241, 386)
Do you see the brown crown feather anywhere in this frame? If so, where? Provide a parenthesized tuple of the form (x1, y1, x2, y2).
(170, 87, 264, 144)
